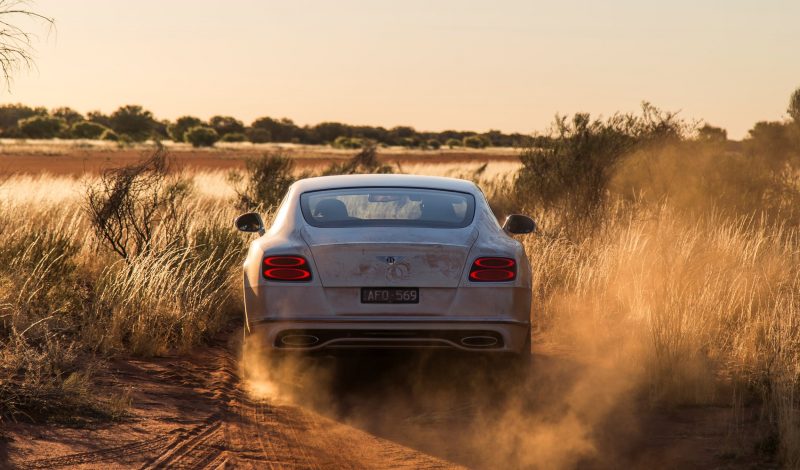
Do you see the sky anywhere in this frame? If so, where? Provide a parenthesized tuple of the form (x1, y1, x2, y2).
(5, 0, 800, 139)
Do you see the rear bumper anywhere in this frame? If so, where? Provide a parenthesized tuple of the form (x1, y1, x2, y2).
(248, 317, 531, 354)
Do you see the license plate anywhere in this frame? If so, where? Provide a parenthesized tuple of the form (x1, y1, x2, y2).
(361, 287, 419, 304)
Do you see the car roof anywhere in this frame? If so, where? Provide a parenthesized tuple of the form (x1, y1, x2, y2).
(291, 174, 480, 194)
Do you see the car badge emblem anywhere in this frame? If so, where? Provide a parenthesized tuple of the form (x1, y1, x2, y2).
(377, 256, 404, 265)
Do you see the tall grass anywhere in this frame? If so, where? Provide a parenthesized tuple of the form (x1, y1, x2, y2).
(0, 181, 245, 422)
(524, 207, 800, 464)
(0, 157, 798, 464)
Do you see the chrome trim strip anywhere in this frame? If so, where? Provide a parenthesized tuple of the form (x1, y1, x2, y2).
(251, 317, 529, 326)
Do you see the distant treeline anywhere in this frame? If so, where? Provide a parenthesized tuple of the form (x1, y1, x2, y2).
(0, 104, 539, 149)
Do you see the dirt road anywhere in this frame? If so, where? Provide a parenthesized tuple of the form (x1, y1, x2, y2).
(2, 334, 768, 469)
(4, 341, 458, 469)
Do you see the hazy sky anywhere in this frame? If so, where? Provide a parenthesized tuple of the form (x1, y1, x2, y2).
(6, 0, 800, 139)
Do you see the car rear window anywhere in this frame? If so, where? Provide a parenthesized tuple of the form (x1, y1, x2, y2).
(300, 187, 476, 228)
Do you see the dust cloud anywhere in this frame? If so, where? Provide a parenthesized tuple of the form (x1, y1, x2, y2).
(235, 140, 795, 468)
(240, 317, 648, 469)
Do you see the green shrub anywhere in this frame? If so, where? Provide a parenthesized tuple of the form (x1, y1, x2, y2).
(51, 107, 84, 125)
(100, 129, 119, 141)
(87, 111, 113, 129)
(109, 105, 157, 142)
(209, 115, 245, 136)
(71, 121, 109, 139)
(445, 138, 460, 148)
(220, 132, 247, 142)
(426, 139, 441, 150)
(17, 115, 66, 139)
(400, 137, 420, 148)
(184, 126, 219, 148)
(0, 104, 46, 136)
(463, 135, 488, 148)
(168, 116, 203, 142)
(333, 136, 363, 149)
(251, 116, 298, 142)
(245, 127, 271, 143)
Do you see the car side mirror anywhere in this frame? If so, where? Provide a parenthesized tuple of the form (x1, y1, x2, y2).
(502, 214, 536, 234)
(235, 212, 265, 235)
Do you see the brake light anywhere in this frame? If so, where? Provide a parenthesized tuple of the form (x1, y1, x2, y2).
(263, 256, 312, 281)
(469, 257, 516, 282)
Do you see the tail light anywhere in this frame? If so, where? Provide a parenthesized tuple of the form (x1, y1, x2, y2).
(469, 257, 516, 282)
(263, 256, 312, 281)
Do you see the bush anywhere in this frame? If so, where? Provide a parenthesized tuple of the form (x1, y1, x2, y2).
(515, 104, 687, 234)
(184, 126, 219, 148)
(230, 154, 297, 210)
(109, 105, 157, 142)
(17, 115, 66, 139)
(0, 104, 46, 135)
(696, 124, 727, 142)
(85, 147, 191, 260)
(789, 86, 800, 124)
(399, 137, 421, 148)
(308, 122, 349, 144)
(332, 136, 363, 149)
(445, 138, 460, 148)
(71, 121, 110, 139)
(389, 126, 416, 144)
(426, 139, 441, 150)
(245, 127, 271, 143)
(167, 116, 203, 142)
(463, 135, 488, 148)
(209, 115, 245, 136)
(322, 143, 393, 175)
(51, 107, 84, 125)
(251, 116, 298, 142)
(220, 132, 247, 142)
(87, 111, 113, 129)
(100, 129, 119, 141)
(745, 121, 796, 171)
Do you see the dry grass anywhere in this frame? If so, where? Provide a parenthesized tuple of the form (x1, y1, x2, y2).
(0, 159, 798, 464)
(0, 177, 247, 422)
(523, 207, 800, 464)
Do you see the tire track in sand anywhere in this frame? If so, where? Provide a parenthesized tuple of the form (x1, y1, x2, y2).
(17, 341, 463, 469)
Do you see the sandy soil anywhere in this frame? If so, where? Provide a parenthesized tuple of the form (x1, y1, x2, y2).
(0, 332, 771, 470)
(2, 336, 460, 469)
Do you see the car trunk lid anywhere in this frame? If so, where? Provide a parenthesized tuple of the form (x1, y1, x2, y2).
(300, 226, 478, 288)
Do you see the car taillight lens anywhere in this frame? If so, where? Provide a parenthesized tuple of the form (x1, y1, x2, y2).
(263, 256, 312, 281)
(469, 257, 516, 282)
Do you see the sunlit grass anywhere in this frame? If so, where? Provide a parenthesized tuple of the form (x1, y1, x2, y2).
(0, 165, 798, 464)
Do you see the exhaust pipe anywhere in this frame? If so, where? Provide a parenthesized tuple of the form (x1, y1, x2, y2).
(460, 335, 499, 348)
(280, 334, 320, 347)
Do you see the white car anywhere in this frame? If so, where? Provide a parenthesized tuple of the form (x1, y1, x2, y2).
(235, 174, 535, 364)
